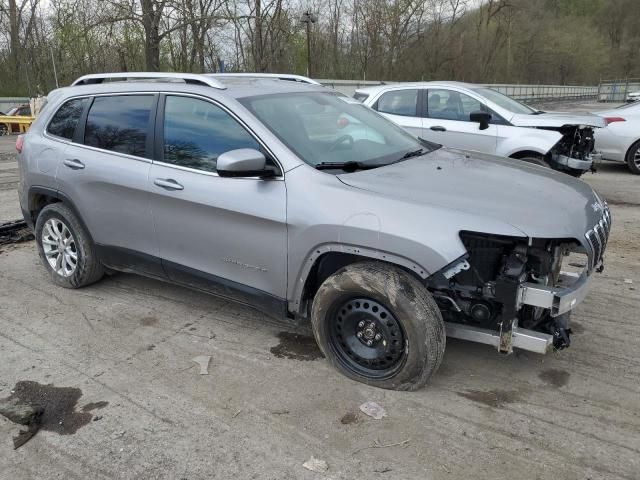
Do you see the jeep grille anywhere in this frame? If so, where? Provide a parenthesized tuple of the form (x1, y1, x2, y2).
(584, 204, 611, 271)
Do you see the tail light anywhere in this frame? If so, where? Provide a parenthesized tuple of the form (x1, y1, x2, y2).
(604, 117, 626, 125)
(16, 134, 24, 153)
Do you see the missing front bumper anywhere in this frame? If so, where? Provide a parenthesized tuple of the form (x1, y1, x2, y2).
(443, 271, 589, 354)
(445, 322, 553, 354)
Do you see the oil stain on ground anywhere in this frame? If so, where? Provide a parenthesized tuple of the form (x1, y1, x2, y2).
(539, 368, 570, 388)
(457, 389, 522, 408)
(0, 381, 107, 448)
(81, 401, 109, 412)
(140, 316, 159, 327)
(340, 412, 359, 425)
(270, 332, 325, 361)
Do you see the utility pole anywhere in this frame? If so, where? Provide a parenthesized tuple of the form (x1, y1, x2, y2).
(50, 46, 59, 89)
(300, 11, 317, 78)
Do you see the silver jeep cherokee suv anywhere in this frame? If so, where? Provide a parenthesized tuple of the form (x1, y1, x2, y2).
(17, 73, 611, 390)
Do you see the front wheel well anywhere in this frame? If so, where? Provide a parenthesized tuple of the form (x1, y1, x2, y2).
(510, 150, 546, 160)
(298, 252, 425, 319)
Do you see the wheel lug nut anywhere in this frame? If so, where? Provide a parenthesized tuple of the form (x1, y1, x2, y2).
(374, 333, 382, 341)
(366, 340, 373, 346)
(358, 321, 365, 328)
(369, 323, 376, 330)
(356, 332, 363, 338)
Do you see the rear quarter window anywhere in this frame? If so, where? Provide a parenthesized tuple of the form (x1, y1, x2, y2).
(353, 92, 369, 103)
(376, 89, 418, 116)
(47, 98, 88, 140)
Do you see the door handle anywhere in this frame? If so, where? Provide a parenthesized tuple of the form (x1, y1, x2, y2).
(154, 178, 184, 191)
(63, 158, 85, 170)
(430, 126, 447, 132)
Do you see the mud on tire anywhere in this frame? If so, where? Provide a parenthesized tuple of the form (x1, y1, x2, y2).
(35, 203, 104, 288)
(311, 261, 446, 390)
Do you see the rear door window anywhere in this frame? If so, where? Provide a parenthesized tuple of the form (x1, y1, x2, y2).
(47, 98, 88, 140)
(84, 95, 154, 158)
(376, 89, 418, 116)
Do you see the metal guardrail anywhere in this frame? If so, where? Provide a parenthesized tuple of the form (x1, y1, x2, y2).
(485, 84, 598, 102)
(318, 80, 598, 102)
(0, 115, 35, 134)
(598, 79, 640, 102)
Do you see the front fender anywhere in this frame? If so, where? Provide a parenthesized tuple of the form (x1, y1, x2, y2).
(497, 127, 562, 157)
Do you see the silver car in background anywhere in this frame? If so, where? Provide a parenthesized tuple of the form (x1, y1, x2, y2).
(17, 72, 610, 390)
(355, 82, 606, 176)
(593, 101, 640, 174)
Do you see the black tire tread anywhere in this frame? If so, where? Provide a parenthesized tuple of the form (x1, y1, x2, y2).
(311, 261, 445, 391)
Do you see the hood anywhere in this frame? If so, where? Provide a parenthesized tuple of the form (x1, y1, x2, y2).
(510, 111, 606, 129)
(337, 148, 603, 240)
(595, 105, 640, 119)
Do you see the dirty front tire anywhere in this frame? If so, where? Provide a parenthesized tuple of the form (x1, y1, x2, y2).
(311, 262, 445, 390)
(625, 140, 640, 175)
(35, 203, 104, 288)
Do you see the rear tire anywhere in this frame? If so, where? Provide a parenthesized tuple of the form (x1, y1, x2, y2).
(625, 140, 640, 175)
(35, 203, 104, 288)
(311, 261, 445, 391)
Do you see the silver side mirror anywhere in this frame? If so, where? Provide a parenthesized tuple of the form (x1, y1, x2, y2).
(217, 148, 270, 178)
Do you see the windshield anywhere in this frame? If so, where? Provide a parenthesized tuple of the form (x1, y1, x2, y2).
(473, 88, 536, 115)
(240, 92, 432, 168)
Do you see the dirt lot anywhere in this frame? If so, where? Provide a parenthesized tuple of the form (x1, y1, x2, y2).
(1, 123, 639, 479)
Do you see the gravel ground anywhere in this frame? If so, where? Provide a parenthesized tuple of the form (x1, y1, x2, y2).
(0, 116, 639, 479)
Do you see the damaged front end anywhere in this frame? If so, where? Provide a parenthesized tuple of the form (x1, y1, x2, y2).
(427, 206, 611, 354)
(510, 111, 606, 176)
(547, 125, 597, 174)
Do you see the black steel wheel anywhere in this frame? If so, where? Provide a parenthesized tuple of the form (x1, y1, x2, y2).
(311, 261, 445, 390)
(328, 297, 406, 379)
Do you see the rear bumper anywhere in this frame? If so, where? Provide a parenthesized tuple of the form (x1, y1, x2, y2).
(519, 271, 590, 317)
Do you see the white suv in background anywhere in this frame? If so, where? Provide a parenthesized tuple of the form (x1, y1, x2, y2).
(355, 82, 606, 176)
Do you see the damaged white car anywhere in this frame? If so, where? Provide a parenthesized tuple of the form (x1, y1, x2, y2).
(354, 82, 606, 177)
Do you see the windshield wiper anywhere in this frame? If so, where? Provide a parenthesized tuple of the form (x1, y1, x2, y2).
(314, 161, 376, 172)
(399, 148, 426, 160)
